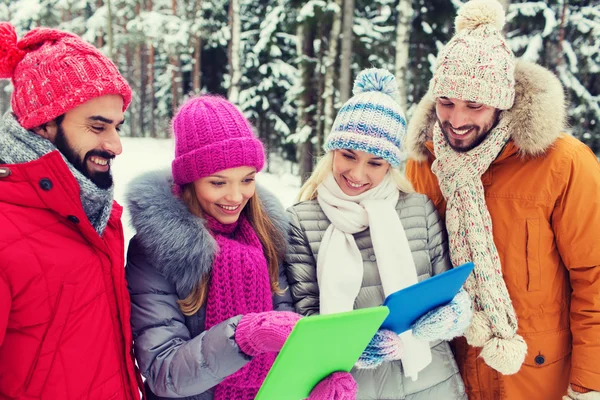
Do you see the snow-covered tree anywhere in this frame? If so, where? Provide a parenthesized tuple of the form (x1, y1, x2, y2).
(506, 0, 600, 152)
(238, 0, 299, 168)
(1, 0, 598, 157)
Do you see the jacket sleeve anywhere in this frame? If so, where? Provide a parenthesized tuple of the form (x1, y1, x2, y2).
(424, 196, 452, 276)
(406, 159, 421, 191)
(552, 144, 600, 392)
(273, 260, 295, 312)
(0, 272, 9, 346)
(407, 159, 448, 219)
(125, 238, 251, 398)
(284, 207, 320, 316)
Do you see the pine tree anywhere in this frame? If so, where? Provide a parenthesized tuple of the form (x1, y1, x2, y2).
(238, 0, 300, 168)
(506, 0, 600, 153)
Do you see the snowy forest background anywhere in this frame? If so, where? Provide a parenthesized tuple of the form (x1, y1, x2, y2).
(1, 0, 599, 180)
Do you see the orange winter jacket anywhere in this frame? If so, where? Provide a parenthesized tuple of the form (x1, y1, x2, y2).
(405, 61, 600, 400)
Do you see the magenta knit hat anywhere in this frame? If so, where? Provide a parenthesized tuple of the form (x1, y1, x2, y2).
(0, 23, 132, 129)
(171, 96, 265, 186)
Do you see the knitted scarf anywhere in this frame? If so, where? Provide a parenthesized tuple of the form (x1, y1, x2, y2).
(316, 173, 431, 380)
(431, 121, 527, 375)
(203, 214, 275, 400)
(0, 112, 113, 235)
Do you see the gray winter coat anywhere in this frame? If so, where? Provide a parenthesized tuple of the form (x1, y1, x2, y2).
(125, 170, 293, 400)
(286, 192, 466, 400)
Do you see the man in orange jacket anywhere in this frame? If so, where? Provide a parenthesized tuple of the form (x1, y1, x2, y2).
(405, 0, 600, 399)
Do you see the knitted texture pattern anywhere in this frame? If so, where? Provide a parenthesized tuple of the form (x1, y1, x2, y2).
(355, 329, 404, 369)
(0, 23, 131, 129)
(563, 386, 600, 400)
(203, 214, 275, 400)
(429, 0, 515, 110)
(432, 121, 527, 375)
(171, 96, 265, 186)
(308, 372, 358, 400)
(0, 112, 113, 235)
(412, 288, 473, 342)
(235, 311, 301, 356)
(324, 68, 406, 167)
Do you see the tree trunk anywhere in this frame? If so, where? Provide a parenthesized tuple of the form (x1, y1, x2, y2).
(296, 22, 316, 183)
(228, 0, 241, 103)
(193, 35, 202, 94)
(191, 0, 203, 95)
(146, 0, 156, 138)
(96, 0, 104, 49)
(395, 0, 413, 111)
(125, 38, 135, 137)
(106, 0, 114, 60)
(315, 20, 327, 157)
(134, 1, 146, 137)
(261, 115, 272, 173)
(339, 0, 354, 103)
(556, 0, 568, 67)
(323, 0, 343, 142)
(137, 43, 147, 137)
(170, 0, 181, 114)
(148, 44, 156, 137)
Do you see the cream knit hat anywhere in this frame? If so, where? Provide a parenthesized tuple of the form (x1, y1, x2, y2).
(429, 0, 515, 110)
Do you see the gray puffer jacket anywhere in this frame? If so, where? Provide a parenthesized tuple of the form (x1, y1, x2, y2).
(125, 170, 293, 400)
(286, 192, 466, 400)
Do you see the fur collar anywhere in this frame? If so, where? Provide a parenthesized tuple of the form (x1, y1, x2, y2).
(126, 169, 290, 298)
(406, 61, 567, 161)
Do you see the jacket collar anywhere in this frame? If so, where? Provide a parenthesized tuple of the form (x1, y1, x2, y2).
(406, 61, 567, 161)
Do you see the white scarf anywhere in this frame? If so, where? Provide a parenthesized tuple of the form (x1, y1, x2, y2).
(316, 173, 432, 380)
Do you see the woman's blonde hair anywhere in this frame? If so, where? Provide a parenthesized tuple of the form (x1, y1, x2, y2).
(177, 183, 286, 316)
(297, 151, 414, 202)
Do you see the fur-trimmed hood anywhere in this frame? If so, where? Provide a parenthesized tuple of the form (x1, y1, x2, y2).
(406, 61, 567, 161)
(126, 169, 290, 298)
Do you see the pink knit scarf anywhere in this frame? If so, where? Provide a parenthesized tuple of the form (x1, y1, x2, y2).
(204, 214, 275, 400)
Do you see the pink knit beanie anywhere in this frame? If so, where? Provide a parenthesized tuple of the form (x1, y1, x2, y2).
(0, 23, 132, 129)
(171, 96, 265, 186)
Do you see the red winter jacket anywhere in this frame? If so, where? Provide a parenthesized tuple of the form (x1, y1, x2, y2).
(0, 151, 141, 400)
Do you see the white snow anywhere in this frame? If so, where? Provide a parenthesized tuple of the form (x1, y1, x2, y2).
(10, 0, 44, 29)
(112, 137, 301, 247)
(521, 34, 543, 62)
(421, 21, 433, 35)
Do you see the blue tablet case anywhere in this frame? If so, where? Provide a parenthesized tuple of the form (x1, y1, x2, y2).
(255, 306, 389, 400)
(381, 262, 474, 334)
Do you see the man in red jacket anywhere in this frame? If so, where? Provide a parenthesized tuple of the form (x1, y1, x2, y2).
(0, 23, 141, 399)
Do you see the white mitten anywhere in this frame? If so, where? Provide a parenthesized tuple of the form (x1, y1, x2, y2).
(562, 386, 600, 400)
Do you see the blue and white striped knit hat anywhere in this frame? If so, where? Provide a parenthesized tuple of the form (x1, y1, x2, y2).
(324, 68, 406, 167)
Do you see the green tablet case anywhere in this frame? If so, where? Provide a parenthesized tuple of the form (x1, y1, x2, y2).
(255, 306, 390, 400)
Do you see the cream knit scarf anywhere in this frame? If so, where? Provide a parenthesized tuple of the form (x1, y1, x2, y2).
(317, 173, 431, 380)
(431, 121, 527, 375)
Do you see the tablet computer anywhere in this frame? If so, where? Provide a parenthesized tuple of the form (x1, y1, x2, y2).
(381, 262, 474, 334)
(255, 306, 389, 400)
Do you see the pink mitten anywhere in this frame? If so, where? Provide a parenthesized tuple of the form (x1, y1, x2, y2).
(308, 372, 358, 400)
(235, 311, 302, 356)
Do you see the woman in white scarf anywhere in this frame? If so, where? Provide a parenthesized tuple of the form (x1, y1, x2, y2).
(285, 69, 472, 400)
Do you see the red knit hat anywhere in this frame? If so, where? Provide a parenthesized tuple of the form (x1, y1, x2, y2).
(0, 23, 132, 129)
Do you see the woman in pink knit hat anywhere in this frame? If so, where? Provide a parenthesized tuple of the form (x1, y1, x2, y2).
(124, 95, 354, 400)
